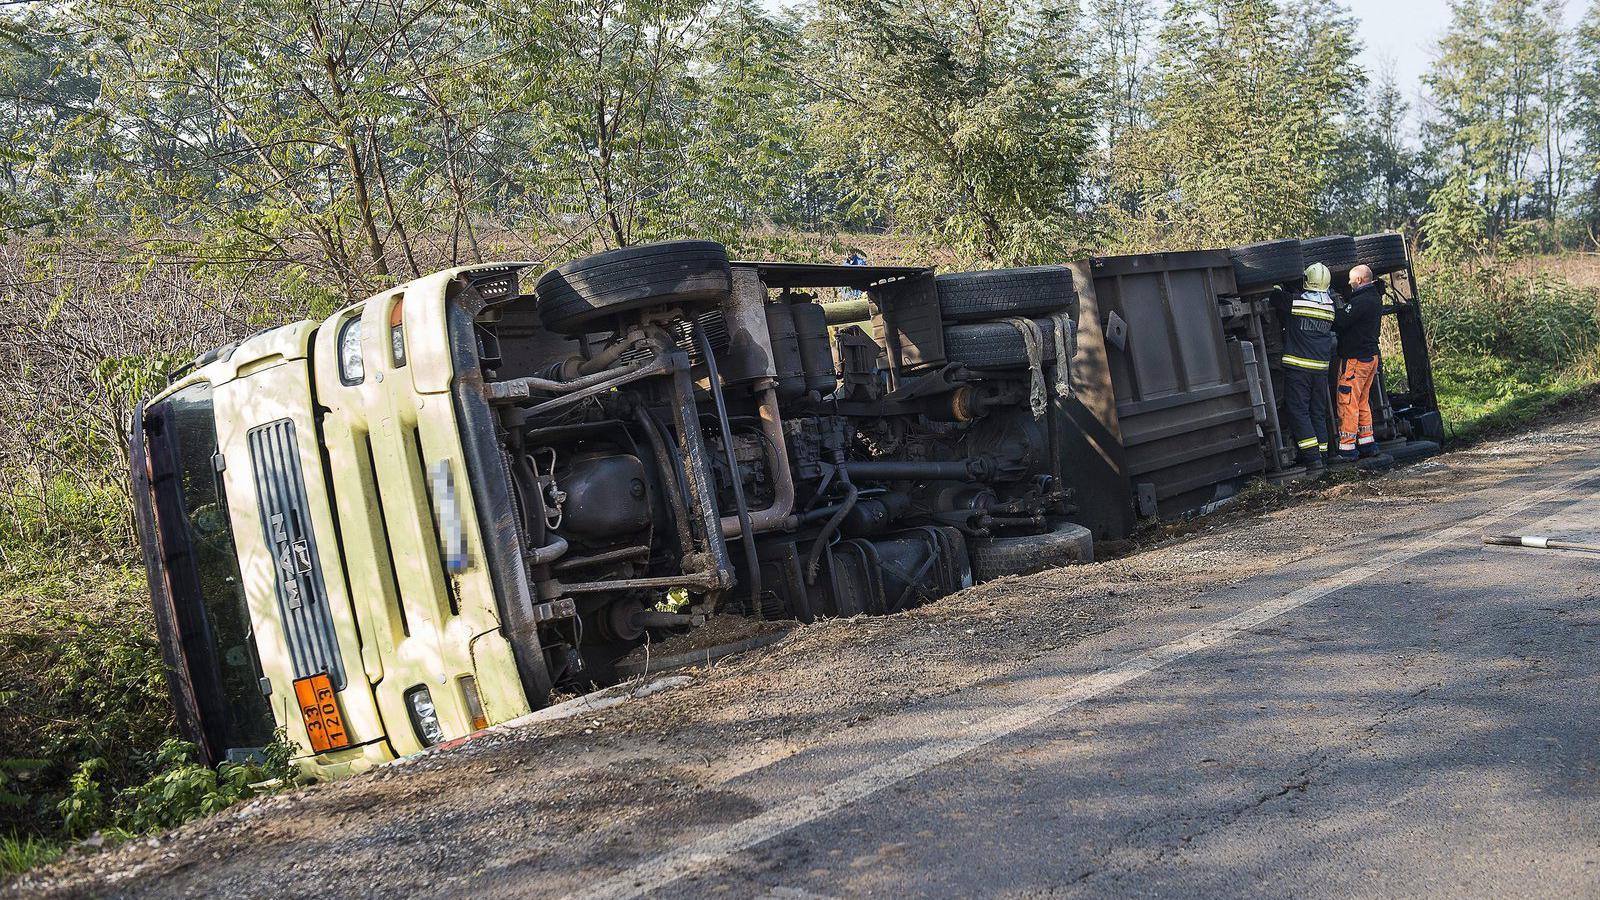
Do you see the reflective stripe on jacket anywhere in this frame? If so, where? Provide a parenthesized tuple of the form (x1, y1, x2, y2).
(1271, 288, 1337, 371)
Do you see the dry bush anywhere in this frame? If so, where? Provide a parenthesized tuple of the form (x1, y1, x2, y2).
(0, 242, 321, 555)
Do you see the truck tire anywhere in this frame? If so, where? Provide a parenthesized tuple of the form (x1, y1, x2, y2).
(935, 266, 1077, 323)
(1299, 235, 1358, 276)
(1228, 239, 1303, 292)
(1354, 233, 1409, 276)
(970, 520, 1094, 581)
(535, 241, 732, 335)
(943, 318, 1066, 369)
(1386, 439, 1441, 462)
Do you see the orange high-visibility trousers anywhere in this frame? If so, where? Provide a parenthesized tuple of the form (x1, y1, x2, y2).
(1337, 355, 1380, 451)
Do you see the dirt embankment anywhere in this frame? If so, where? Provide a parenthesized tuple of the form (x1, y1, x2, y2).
(12, 405, 1600, 899)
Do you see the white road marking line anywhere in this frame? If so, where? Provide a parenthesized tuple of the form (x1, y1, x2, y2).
(571, 464, 1600, 900)
(756, 888, 844, 900)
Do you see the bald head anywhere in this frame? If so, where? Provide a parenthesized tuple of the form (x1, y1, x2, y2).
(1350, 265, 1374, 289)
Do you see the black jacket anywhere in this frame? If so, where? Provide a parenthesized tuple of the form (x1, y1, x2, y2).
(1270, 287, 1336, 371)
(1335, 281, 1383, 360)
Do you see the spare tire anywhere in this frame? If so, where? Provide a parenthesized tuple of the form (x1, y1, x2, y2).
(943, 318, 1069, 369)
(935, 266, 1077, 323)
(535, 240, 732, 335)
(1228, 239, 1304, 292)
(970, 520, 1094, 581)
(1354, 233, 1410, 275)
(1300, 235, 1358, 276)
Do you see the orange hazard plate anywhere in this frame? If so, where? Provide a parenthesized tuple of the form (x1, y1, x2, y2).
(293, 673, 350, 753)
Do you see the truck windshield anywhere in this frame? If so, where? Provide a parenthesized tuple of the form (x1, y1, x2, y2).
(141, 382, 275, 758)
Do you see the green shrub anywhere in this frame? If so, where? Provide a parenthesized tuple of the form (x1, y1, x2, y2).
(59, 737, 298, 839)
(0, 561, 172, 840)
(1414, 256, 1600, 438)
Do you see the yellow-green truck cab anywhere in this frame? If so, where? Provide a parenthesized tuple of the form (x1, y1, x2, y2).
(132, 265, 555, 776)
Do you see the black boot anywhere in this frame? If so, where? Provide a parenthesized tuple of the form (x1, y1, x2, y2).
(1299, 451, 1326, 475)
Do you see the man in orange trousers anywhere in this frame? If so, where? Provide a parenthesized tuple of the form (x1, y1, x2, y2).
(1333, 264, 1383, 461)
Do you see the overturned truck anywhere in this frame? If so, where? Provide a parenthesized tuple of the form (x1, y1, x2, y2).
(130, 234, 1438, 775)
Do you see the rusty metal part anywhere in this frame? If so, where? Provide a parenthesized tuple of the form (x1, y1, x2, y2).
(665, 351, 735, 603)
(557, 571, 723, 594)
(698, 326, 763, 614)
(636, 405, 697, 556)
(718, 267, 778, 387)
(718, 384, 797, 538)
(551, 544, 651, 572)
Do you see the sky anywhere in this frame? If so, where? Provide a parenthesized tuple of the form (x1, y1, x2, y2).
(1346, 0, 1586, 111)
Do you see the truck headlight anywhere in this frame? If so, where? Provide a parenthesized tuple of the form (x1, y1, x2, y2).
(405, 685, 445, 747)
(338, 317, 364, 384)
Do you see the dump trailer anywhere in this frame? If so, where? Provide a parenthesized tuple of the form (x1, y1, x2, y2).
(129, 234, 1441, 776)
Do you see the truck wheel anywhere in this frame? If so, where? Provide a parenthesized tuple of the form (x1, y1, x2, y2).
(1354, 233, 1409, 276)
(942, 318, 1065, 369)
(935, 266, 1077, 323)
(1299, 235, 1358, 277)
(1386, 439, 1441, 462)
(1228, 239, 1303, 292)
(535, 240, 732, 336)
(971, 520, 1093, 581)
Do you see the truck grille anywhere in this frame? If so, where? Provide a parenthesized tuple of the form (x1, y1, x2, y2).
(248, 419, 346, 689)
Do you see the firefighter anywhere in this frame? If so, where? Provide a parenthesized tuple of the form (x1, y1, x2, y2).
(1273, 263, 1337, 473)
(1333, 263, 1384, 460)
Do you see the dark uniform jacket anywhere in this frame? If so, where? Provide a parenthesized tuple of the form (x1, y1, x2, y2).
(1271, 287, 1337, 372)
(1335, 281, 1383, 360)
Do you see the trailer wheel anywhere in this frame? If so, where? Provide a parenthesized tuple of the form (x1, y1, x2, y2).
(535, 240, 732, 336)
(942, 318, 1066, 369)
(971, 520, 1093, 581)
(1354, 233, 1410, 276)
(1228, 239, 1304, 292)
(1300, 235, 1358, 277)
(935, 266, 1077, 323)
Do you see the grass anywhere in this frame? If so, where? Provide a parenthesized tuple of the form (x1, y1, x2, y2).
(1432, 353, 1600, 443)
(0, 834, 62, 876)
(1409, 256, 1600, 443)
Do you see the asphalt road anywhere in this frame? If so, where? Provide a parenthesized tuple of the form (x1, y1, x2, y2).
(576, 454, 1600, 899)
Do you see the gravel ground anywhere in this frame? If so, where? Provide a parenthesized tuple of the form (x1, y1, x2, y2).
(11, 403, 1600, 900)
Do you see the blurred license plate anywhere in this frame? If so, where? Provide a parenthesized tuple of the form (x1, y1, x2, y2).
(293, 673, 350, 753)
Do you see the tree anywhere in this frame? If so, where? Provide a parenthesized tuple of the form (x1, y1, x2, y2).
(1572, 0, 1600, 241)
(0, 9, 103, 235)
(1423, 0, 1564, 247)
(798, 0, 1097, 263)
(1086, 0, 1156, 217)
(1107, 0, 1365, 249)
(1323, 64, 1430, 235)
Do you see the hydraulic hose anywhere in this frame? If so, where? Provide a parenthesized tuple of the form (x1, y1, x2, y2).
(804, 464, 857, 585)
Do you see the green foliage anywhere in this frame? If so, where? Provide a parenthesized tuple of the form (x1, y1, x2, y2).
(0, 833, 61, 875)
(61, 737, 297, 838)
(1572, 2, 1600, 233)
(1106, 0, 1365, 249)
(1415, 256, 1600, 439)
(0, 561, 173, 839)
(1423, 260, 1600, 368)
(800, 0, 1097, 262)
(1423, 0, 1566, 247)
